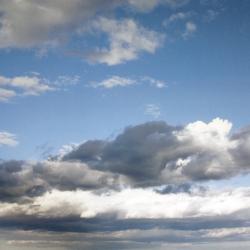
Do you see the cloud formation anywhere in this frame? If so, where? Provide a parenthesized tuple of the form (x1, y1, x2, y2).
(1, 118, 250, 248)
(0, 132, 18, 147)
(87, 17, 165, 65)
(64, 118, 250, 186)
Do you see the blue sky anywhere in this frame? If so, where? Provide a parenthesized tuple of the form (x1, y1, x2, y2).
(1, 0, 250, 160)
(1, 1, 250, 249)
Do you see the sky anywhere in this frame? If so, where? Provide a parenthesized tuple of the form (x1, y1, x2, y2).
(0, 0, 250, 249)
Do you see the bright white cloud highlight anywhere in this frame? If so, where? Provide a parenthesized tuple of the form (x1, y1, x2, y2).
(1, 186, 250, 220)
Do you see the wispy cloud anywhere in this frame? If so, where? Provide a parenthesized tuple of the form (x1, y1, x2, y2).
(145, 104, 161, 118)
(0, 131, 18, 147)
(92, 75, 167, 89)
(92, 76, 136, 89)
(182, 21, 197, 39)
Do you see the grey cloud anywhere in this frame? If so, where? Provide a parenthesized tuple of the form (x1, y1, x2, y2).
(63, 119, 250, 186)
(0, 0, 119, 48)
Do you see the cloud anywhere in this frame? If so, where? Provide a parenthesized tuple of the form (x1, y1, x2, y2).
(92, 75, 167, 89)
(1, 186, 250, 224)
(145, 104, 161, 118)
(0, 132, 18, 147)
(0, 88, 16, 102)
(92, 76, 136, 89)
(63, 118, 250, 186)
(182, 21, 197, 39)
(163, 11, 193, 26)
(87, 17, 165, 65)
(128, 0, 190, 12)
(141, 76, 167, 88)
(0, 74, 53, 101)
(0, 0, 119, 49)
(0, 73, 80, 101)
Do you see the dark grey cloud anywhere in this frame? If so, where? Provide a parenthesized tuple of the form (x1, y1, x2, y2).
(62, 119, 250, 186)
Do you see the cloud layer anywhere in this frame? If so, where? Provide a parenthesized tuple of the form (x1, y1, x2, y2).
(1, 118, 250, 248)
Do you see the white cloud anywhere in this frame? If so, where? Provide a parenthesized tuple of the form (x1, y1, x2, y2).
(182, 21, 197, 39)
(93, 76, 136, 89)
(87, 17, 165, 65)
(1, 186, 250, 220)
(145, 104, 161, 119)
(0, 88, 16, 102)
(0, 74, 80, 102)
(0, 132, 18, 146)
(92, 75, 167, 89)
(142, 76, 167, 88)
(163, 11, 193, 26)
(0, 74, 53, 101)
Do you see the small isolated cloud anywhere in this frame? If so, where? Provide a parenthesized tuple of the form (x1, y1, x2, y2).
(87, 17, 165, 65)
(142, 76, 167, 88)
(92, 75, 167, 89)
(163, 11, 193, 26)
(0, 74, 53, 101)
(0, 132, 18, 147)
(0, 74, 80, 102)
(145, 104, 161, 119)
(92, 76, 136, 89)
(182, 21, 197, 39)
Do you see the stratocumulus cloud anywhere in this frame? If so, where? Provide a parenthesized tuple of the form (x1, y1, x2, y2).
(1, 118, 250, 249)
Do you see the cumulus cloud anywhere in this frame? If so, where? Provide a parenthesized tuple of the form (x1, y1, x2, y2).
(64, 118, 250, 186)
(1, 118, 250, 248)
(0, 73, 80, 101)
(0, 0, 119, 49)
(0, 74, 53, 101)
(0, 132, 18, 147)
(87, 17, 165, 65)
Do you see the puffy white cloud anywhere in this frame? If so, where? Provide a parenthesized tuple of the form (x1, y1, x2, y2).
(0, 132, 18, 147)
(87, 17, 165, 65)
(0, 74, 53, 101)
(0, 74, 81, 101)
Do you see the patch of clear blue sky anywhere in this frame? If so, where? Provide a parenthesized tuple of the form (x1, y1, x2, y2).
(0, 0, 250, 160)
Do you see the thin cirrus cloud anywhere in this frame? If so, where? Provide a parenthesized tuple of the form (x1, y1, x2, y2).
(92, 75, 167, 89)
(0, 132, 18, 147)
(145, 104, 161, 118)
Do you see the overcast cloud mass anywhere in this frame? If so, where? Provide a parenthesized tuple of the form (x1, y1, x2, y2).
(1, 0, 250, 249)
